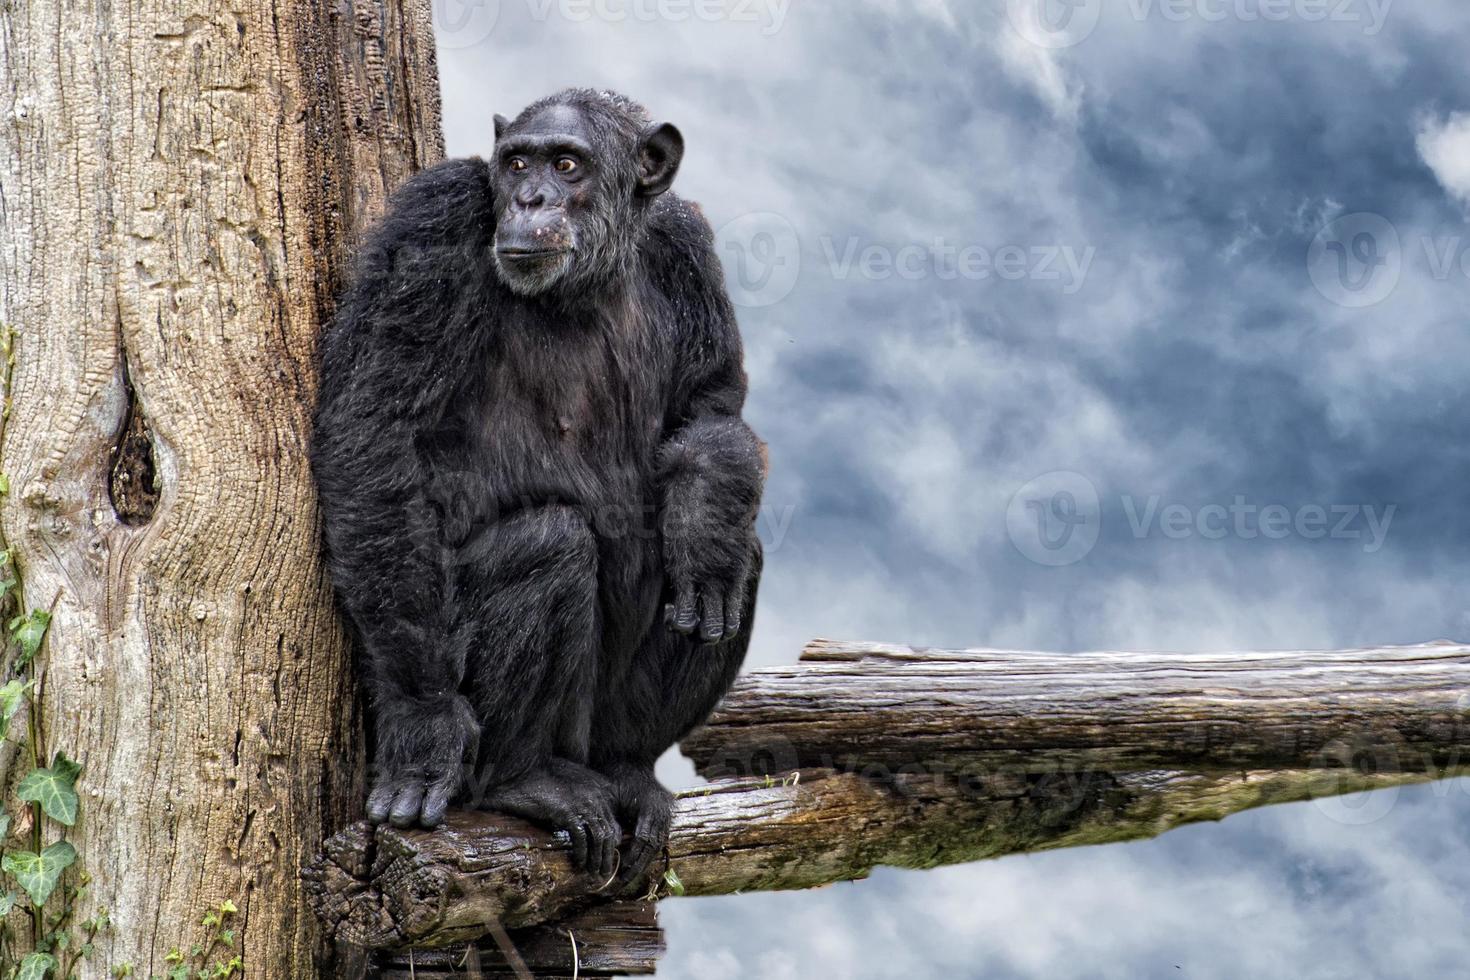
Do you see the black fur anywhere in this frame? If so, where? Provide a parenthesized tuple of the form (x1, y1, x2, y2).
(311, 89, 764, 885)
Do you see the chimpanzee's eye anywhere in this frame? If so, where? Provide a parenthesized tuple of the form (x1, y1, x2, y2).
(554, 157, 579, 174)
(508, 157, 528, 173)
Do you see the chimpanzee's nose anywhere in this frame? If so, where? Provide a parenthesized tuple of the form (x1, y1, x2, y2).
(515, 182, 548, 208)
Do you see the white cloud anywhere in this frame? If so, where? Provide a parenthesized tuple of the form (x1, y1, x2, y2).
(1416, 112, 1470, 205)
(995, 30, 1083, 123)
(868, 0, 957, 30)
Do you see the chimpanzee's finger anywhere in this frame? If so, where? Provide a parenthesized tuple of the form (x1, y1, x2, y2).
(566, 819, 589, 871)
(617, 802, 672, 888)
(670, 585, 699, 634)
(619, 836, 657, 889)
(366, 778, 399, 824)
(589, 812, 619, 880)
(699, 590, 725, 643)
(420, 770, 458, 829)
(389, 780, 426, 828)
(721, 579, 747, 641)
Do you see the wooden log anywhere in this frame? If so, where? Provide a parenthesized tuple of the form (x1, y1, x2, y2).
(369, 903, 664, 978)
(684, 639, 1470, 778)
(304, 640, 1470, 952)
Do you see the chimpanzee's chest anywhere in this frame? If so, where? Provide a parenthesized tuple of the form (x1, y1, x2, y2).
(454, 308, 672, 501)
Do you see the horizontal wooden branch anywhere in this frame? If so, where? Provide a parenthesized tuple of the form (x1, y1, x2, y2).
(683, 639, 1470, 778)
(367, 902, 665, 978)
(305, 640, 1470, 952)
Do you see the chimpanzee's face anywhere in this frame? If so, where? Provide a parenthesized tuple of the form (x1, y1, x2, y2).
(490, 101, 684, 298)
(491, 104, 614, 296)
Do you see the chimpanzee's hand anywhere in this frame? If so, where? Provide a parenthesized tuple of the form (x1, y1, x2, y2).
(366, 693, 479, 829)
(665, 573, 749, 644)
(664, 534, 757, 644)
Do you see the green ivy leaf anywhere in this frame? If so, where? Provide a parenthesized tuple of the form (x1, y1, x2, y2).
(12, 610, 51, 665)
(50, 752, 82, 784)
(17, 754, 82, 826)
(16, 953, 55, 980)
(0, 890, 17, 916)
(0, 678, 29, 741)
(2, 841, 77, 906)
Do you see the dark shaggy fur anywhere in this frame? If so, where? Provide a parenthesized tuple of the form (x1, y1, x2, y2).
(311, 89, 764, 884)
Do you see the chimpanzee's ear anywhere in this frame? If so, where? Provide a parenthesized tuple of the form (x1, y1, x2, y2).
(636, 122, 684, 197)
(494, 114, 510, 141)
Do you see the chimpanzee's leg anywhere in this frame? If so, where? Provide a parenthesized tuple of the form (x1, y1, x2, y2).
(455, 505, 621, 876)
(590, 545, 761, 885)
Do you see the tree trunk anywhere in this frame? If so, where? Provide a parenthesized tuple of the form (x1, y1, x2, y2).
(0, 1, 442, 975)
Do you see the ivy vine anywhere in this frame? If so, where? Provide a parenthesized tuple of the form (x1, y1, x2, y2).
(0, 324, 101, 979)
(0, 327, 243, 978)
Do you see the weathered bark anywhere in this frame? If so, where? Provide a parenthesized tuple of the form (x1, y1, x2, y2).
(305, 640, 1470, 951)
(372, 903, 666, 978)
(0, 1, 441, 974)
(686, 638, 1470, 777)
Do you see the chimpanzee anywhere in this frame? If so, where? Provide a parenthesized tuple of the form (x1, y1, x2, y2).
(311, 88, 764, 885)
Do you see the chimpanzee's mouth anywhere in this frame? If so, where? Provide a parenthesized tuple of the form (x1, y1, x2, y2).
(496, 246, 571, 260)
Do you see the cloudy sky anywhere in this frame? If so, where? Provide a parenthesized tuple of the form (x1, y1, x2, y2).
(433, 1, 1470, 975)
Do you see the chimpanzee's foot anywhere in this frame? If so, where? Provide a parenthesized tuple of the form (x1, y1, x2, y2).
(366, 764, 462, 830)
(477, 763, 621, 879)
(603, 763, 675, 889)
(366, 696, 479, 829)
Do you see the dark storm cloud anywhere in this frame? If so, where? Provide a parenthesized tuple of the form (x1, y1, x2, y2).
(435, 0, 1470, 974)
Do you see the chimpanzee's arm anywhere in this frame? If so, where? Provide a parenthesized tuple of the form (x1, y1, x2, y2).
(311, 158, 496, 827)
(648, 198, 766, 643)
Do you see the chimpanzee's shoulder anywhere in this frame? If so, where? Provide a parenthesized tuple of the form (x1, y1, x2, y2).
(372, 157, 496, 248)
(646, 194, 718, 255)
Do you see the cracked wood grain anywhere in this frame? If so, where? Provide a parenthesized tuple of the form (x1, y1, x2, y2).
(684, 639, 1470, 778)
(0, 1, 441, 974)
